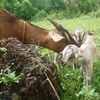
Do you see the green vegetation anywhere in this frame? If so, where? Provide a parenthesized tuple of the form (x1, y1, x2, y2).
(0, 0, 100, 20)
(33, 17, 100, 100)
(0, 47, 7, 52)
(0, 66, 23, 85)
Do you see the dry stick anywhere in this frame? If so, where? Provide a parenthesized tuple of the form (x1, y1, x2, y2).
(44, 72, 60, 100)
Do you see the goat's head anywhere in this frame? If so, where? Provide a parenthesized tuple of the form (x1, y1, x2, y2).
(73, 29, 94, 46)
(48, 18, 79, 47)
(60, 45, 83, 66)
(73, 28, 85, 45)
(60, 45, 77, 65)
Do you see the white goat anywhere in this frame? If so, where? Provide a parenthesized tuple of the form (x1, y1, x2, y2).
(60, 35, 100, 89)
(54, 28, 85, 65)
(72, 28, 85, 45)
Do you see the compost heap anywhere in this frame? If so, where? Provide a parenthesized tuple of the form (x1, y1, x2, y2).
(0, 37, 60, 100)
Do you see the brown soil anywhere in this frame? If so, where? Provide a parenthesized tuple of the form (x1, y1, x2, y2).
(0, 37, 60, 100)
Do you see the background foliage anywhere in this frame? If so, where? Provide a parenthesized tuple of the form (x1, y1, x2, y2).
(0, 0, 100, 20)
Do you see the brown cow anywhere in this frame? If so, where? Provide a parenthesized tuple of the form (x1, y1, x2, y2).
(0, 8, 79, 53)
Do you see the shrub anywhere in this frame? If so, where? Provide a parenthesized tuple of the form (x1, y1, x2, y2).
(33, 10, 48, 21)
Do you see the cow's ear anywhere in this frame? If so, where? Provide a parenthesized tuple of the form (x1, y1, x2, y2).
(75, 54, 83, 60)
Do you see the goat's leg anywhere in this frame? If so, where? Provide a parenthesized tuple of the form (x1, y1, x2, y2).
(80, 65, 82, 70)
(83, 63, 93, 90)
(54, 53, 59, 64)
(72, 63, 76, 70)
(73, 63, 82, 70)
(86, 75, 92, 90)
(82, 66, 86, 85)
(72, 64, 76, 70)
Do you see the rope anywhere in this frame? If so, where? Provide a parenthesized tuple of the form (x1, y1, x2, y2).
(22, 21, 26, 43)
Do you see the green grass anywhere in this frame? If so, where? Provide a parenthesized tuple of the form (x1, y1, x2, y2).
(32, 17, 100, 32)
(31, 17, 100, 100)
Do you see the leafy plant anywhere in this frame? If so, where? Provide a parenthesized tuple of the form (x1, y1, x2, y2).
(77, 86, 100, 100)
(0, 66, 23, 85)
(0, 47, 7, 52)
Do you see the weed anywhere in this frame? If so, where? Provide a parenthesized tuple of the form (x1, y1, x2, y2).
(0, 66, 23, 85)
(0, 47, 7, 52)
(77, 86, 100, 100)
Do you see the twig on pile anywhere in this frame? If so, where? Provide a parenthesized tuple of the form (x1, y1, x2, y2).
(44, 72, 60, 100)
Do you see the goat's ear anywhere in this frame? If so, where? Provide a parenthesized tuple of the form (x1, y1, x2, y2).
(51, 32, 64, 42)
(60, 51, 63, 54)
(85, 31, 94, 35)
(75, 54, 83, 60)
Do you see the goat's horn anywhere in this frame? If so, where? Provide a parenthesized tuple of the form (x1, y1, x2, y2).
(47, 18, 63, 30)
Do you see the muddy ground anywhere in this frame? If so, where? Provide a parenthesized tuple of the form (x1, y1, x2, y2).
(0, 37, 61, 100)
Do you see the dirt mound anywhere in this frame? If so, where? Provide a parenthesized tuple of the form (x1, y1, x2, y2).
(0, 37, 60, 100)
